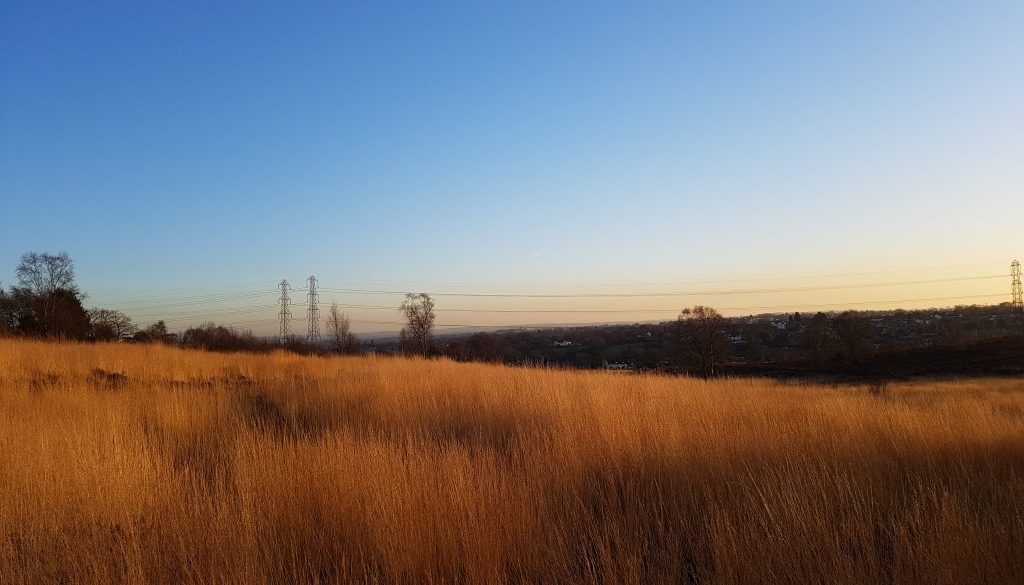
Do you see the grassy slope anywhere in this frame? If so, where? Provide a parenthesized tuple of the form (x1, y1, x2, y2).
(1, 339, 1022, 584)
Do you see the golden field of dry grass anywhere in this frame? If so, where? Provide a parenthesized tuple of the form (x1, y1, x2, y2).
(1, 338, 1023, 584)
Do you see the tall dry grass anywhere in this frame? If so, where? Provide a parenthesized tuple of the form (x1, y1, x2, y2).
(0, 338, 1022, 584)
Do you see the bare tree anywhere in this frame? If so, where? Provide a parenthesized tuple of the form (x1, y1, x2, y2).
(400, 292, 435, 356)
(325, 303, 360, 354)
(88, 308, 137, 341)
(676, 305, 730, 378)
(16, 252, 77, 296)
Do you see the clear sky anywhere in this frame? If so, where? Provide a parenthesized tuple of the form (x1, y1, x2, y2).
(1, 1, 1022, 334)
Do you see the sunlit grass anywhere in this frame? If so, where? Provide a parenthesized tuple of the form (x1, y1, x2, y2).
(1, 338, 1022, 583)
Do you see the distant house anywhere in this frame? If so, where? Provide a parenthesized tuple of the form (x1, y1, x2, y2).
(554, 340, 573, 348)
(603, 361, 632, 371)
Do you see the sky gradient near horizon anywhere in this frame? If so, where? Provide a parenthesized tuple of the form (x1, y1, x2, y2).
(1, 1, 1022, 333)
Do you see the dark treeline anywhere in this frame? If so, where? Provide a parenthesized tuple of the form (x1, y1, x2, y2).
(0, 252, 347, 355)
(4, 251, 1021, 377)
(430, 303, 1023, 378)
(0, 252, 90, 339)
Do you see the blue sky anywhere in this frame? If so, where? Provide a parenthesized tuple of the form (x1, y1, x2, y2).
(1, 1, 1021, 332)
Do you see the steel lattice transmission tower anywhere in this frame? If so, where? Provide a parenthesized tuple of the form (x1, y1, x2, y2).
(307, 275, 321, 343)
(1012, 260, 1023, 314)
(277, 279, 292, 344)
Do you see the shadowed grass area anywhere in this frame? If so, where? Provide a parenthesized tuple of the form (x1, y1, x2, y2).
(0, 338, 1022, 583)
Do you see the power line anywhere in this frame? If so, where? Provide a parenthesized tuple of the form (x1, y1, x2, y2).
(318, 274, 1005, 299)
(92, 288, 275, 304)
(314, 262, 1006, 289)
(85, 266, 1006, 308)
(320, 293, 1006, 314)
(143, 306, 279, 323)
(95, 269, 1012, 335)
(96, 291, 274, 311)
(310, 295, 1008, 331)
(146, 291, 1007, 330)
(114, 304, 273, 318)
(85, 281, 278, 295)
(91, 271, 1006, 311)
(226, 320, 281, 328)
(130, 292, 1006, 334)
